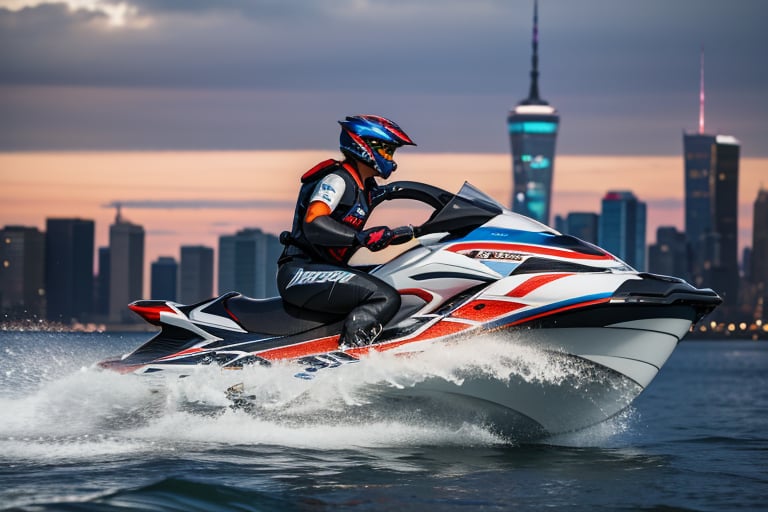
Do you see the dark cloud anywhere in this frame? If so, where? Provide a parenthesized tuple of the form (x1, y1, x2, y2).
(124, 0, 331, 18)
(0, 1, 523, 93)
(0, 0, 766, 155)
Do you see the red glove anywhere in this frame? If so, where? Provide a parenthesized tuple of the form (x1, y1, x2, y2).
(357, 226, 394, 251)
(357, 225, 415, 251)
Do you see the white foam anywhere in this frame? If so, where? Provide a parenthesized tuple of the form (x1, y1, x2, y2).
(0, 332, 634, 461)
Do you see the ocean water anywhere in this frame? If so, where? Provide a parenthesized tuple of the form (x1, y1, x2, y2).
(0, 331, 766, 511)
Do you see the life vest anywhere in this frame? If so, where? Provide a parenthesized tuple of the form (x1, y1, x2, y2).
(280, 160, 371, 264)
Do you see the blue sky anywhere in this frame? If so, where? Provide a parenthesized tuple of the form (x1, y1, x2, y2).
(1, 0, 766, 155)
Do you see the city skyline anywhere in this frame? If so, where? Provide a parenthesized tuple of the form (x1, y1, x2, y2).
(3, 161, 765, 330)
(1, 1, 766, 318)
(2, 150, 765, 328)
(2, 152, 765, 286)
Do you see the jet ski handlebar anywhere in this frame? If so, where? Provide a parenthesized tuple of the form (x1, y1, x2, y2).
(384, 181, 456, 211)
(385, 181, 503, 238)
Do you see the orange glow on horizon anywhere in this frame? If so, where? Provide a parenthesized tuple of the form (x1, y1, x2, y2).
(1, 151, 765, 294)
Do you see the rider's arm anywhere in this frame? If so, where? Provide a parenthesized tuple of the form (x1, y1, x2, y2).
(368, 182, 397, 208)
(302, 174, 358, 247)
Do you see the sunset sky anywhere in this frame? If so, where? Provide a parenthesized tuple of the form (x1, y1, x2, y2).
(1, 152, 764, 282)
(1, 1, 766, 293)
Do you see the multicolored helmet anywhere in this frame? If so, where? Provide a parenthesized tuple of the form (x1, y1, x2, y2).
(339, 115, 416, 179)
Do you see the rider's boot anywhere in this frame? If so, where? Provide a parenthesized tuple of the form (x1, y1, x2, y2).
(339, 310, 383, 348)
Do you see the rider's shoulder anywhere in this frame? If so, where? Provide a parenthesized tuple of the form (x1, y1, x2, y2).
(301, 159, 343, 183)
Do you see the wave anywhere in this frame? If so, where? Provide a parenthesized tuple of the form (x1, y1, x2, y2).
(0, 332, 634, 464)
(2, 477, 299, 512)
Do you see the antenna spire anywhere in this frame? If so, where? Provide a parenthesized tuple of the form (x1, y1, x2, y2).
(528, 0, 541, 103)
(699, 46, 705, 134)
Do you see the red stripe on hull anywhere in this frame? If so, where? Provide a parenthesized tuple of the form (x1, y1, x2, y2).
(450, 299, 526, 322)
(448, 242, 613, 261)
(256, 336, 341, 361)
(506, 273, 571, 298)
(256, 320, 472, 361)
(350, 320, 472, 356)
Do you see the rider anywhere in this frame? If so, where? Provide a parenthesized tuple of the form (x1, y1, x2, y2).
(277, 115, 417, 348)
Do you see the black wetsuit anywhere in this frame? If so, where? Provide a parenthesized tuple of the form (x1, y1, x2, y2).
(277, 159, 401, 345)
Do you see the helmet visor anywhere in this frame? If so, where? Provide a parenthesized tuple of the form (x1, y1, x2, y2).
(366, 138, 398, 162)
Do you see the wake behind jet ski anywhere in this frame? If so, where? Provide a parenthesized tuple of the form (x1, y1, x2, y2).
(98, 181, 721, 437)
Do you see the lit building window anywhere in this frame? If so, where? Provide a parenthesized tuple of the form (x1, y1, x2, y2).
(509, 121, 558, 134)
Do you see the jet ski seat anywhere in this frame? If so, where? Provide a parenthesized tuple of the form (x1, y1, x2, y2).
(222, 293, 344, 336)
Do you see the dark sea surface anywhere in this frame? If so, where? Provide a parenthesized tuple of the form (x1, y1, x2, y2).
(0, 331, 766, 511)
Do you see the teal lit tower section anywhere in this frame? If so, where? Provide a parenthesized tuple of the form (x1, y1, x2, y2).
(508, 0, 559, 225)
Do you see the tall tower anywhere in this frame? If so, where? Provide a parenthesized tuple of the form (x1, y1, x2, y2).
(683, 49, 740, 311)
(508, 0, 560, 225)
(108, 205, 145, 323)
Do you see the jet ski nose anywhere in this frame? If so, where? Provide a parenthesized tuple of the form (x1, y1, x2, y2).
(611, 273, 722, 321)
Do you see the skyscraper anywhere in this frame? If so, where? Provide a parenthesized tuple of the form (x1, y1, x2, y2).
(683, 134, 740, 287)
(45, 218, 94, 323)
(219, 228, 281, 298)
(556, 212, 599, 245)
(752, 187, 768, 321)
(108, 206, 144, 323)
(599, 191, 646, 271)
(151, 256, 178, 301)
(179, 245, 213, 303)
(648, 226, 689, 280)
(95, 247, 110, 317)
(508, 0, 559, 225)
(683, 51, 740, 309)
(0, 226, 45, 318)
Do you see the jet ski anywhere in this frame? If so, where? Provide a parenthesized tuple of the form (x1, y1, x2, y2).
(98, 182, 721, 437)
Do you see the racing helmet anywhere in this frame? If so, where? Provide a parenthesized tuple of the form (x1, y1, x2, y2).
(339, 115, 416, 179)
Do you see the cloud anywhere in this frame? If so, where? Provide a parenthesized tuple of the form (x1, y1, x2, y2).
(0, 1, 526, 92)
(146, 229, 179, 236)
(646, 198, 684, 211)
(1, 0, 766, 155)
(103, 199, 295, 209)
(102, 197, 432, 211)
(3, 0, 766, 95)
